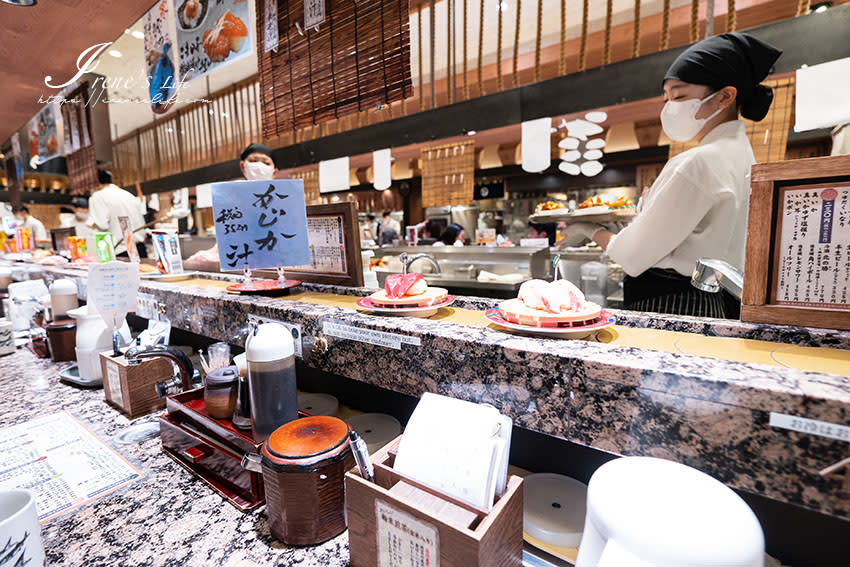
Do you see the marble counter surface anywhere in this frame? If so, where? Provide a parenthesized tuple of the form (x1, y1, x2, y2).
(47, 268, 850, 522)
(0, 349, 348, 567)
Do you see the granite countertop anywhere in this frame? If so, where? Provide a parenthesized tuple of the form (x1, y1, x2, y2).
(45, 267, 850, 522)
(0, 349, 348, 567)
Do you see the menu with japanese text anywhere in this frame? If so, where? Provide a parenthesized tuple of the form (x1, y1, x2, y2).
(211, 180, 310, 271)
(290, 215, 348, 274)
(0, 412, 142, 521)
(773, 183, 850, 308)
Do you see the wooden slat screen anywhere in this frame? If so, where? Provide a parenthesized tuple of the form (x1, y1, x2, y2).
(258, 0, 412, 135)
(62, 82, 99, 195)
(421, 141, 475, 208)
(289, 166, 321, 204)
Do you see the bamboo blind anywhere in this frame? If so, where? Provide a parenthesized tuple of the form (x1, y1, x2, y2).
(669, 78, 795, 162)
(258, 0, 412, 135)
(290, 166, 321, 204)
(421, 141, 475, 208)
(62, 83, 99, 195)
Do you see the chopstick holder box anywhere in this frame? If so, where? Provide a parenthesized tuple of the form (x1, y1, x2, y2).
(100, 352, 171, 418)
(345, 435, 523, 567)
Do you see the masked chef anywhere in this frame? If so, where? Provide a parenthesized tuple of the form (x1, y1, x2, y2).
(183, 143, 279, 271)
(561, 33, 781, 318)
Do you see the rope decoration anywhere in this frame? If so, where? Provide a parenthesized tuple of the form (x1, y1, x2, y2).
(535, 0, 543, 82)
(661, 0, 670, 50)
(497, 0, 504, 90)
(690, 0, 699, 43)
(559, 0, 566, 75)
(578, 0, 588, 70)
(727, 0, 736, 32)
(513, 0, 522, 87)
(633, 0, 641, 58)
(417, 8, 424, 110)
(463, 0, 469, 99)
(478, 0, 485, 95)
(796, 0, 811, 16)
(604, 0, 613, 65)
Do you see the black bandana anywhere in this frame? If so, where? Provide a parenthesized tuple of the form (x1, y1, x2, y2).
(664, 33, 782, 121)
(240, 143, 275, 163)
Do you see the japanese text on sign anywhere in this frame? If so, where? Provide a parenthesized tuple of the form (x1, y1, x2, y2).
(376, 500, 439, 567)
(774, 184, 850, 308)
(304, 0, 326, 29)
(290, 215, 347, 274)
(211, 180, 310, 270)
(264, 0, 279, 52)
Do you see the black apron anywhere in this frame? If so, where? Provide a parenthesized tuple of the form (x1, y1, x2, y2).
(623, 268, 739, 319)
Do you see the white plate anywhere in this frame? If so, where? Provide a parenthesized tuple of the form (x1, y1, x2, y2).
(356, 295, 455, 318)
(571, 205, 611, 215)
(485, 308, 615, 339)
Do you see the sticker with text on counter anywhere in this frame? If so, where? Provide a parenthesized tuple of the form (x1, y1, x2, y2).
(211, 180, 310, 271)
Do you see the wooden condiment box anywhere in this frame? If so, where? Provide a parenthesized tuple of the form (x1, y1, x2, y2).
(346, 436, 524, 567)
(100, 352, 172, 418)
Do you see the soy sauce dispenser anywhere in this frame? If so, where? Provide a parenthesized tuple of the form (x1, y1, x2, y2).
(246, 322, 298, 442)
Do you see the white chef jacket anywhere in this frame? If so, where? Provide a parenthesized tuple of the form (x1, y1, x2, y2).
(22, 216, 48, 241)
(607, 120, 755, 277)
(87, 183, 146, 254)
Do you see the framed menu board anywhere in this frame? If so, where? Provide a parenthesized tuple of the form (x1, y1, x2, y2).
(281, 202, 364, 287)
(743, 155, 850, 330)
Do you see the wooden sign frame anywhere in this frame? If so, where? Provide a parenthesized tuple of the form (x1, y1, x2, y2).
(743, 154, 850, 330)
(276, 202, 363, 287)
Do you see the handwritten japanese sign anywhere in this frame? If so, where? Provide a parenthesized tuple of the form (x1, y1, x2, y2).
(290, 215, 347, 274)
(773, 183, 850, 309)
(304, 0, 326, 29)
(264, 0, 279, 52)
(211, 180, 310, 270)
(375, 500, 439, 567)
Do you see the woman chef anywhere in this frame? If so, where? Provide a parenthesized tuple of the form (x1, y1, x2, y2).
(562, 33, 781, 318)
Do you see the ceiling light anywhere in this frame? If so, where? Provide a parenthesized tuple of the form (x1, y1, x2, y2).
(559, 162, 580, 175)
(467, 130, 477, 136)
(124, 28, 131, 34)
(558, 137, 579, 150)
(560, 150, 581, 162)
(810, 2, 831, 13)
(581, 161, 604, 177)
(1, 0, 37, 5)
(108, 49, 122, 58)
(583, 149, 603, 160)
(585, 111, 608, 124)
(586, 138, 606, 150)
(498, 1, 509, 12)
(132, 30, 145, 39)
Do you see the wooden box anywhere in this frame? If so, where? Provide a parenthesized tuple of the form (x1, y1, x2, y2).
(744, 155, 850, 330)
(346, 436, 523, 567)
(100, 352, 173, 418)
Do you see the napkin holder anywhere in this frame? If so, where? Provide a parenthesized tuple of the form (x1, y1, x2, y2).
(158, 387, 265, 512)
(99, 352, 172, 418)
(345, 435, 523, 567)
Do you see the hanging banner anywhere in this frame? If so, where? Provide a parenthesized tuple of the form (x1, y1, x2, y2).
(144, 0, 178, 114)
(28, 103, 62, 165)
(263, 0, 278, 52)
(174, 0, 253, 82)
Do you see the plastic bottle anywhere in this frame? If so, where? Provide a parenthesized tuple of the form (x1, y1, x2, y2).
(49, 279, 79, 319)
(246, 322, 298, 442)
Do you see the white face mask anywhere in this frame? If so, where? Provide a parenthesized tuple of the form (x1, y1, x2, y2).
(660, 91, 724, 142)
(243, 161, 275, 181)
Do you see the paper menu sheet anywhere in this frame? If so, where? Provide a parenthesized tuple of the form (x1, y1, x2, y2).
(0, 412, 142, 521)
(290, 215, 348, 274)
(773, 184, 850, 308)
(393, 393, 512, 512)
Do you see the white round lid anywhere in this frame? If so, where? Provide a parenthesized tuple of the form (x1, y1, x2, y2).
(246, 322, 294, 362)
(298, 393, 339, 416)
(586, 457, 764, 566)
(523, 473, 587, 548)
(345, 413, 401, 453)
(50, 278, 77, 295)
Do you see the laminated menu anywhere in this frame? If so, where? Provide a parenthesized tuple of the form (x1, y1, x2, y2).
(0, 412, 142, 521)
(393, 393, 512, 512)
(772, 183, 850, 308)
